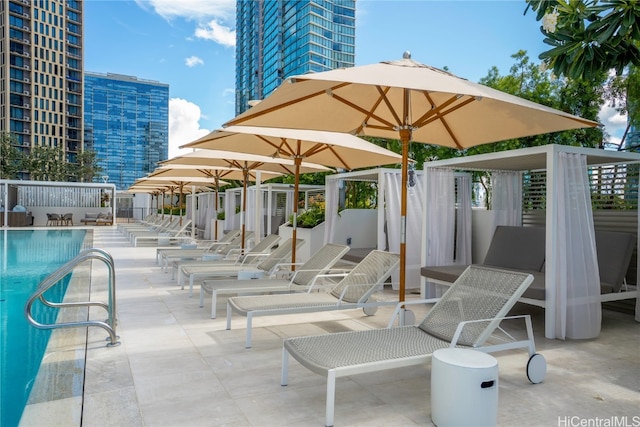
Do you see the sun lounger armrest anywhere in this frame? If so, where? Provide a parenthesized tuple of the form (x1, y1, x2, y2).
(451, 314, 534, 348)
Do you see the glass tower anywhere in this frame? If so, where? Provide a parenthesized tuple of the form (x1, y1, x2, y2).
(0, 0, 83, 169)
(235, 0, 355, 115)
(83, 72, 168, 190)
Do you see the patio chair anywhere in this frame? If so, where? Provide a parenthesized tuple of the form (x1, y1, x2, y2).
(62, 213, 73, 226)
(226, 250, 400, 348)
(281, 265, 544, 427)
(200, 243, 351, 318)
(46, 213, 61, 226)
(130, 219, 193, 246)
(178, 238, 305, 297)
(157, 229, 245, 268)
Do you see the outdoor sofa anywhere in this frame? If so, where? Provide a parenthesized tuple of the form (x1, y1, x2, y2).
(420, 225, 636, 306)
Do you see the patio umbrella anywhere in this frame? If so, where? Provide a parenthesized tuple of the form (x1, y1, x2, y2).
(224, 52, 599, 303)
(160, 150, 331, 250)
(131, 176, 228, 233)
(181, 126, 403, 266)
(147, 165, 280, 240)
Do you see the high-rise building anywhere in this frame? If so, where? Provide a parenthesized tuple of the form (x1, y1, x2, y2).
(235, 0, 355, 115)
(83, 72, 168, 190)
(0, 0, 83, 168)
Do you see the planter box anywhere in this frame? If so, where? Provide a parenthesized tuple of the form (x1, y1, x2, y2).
(278, 221, 325, 263)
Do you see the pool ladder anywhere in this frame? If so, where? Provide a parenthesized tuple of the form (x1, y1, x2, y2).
(24, 247, 120, 347)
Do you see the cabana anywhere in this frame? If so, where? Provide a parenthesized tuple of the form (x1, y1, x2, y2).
(224, 183, 324, 239)
(323, 168, 424, 289)
(420, 144, 640, 340)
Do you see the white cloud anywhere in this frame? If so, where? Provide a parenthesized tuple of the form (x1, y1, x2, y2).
(135, 0, 236, 47)
(598, 104, 628, 138)
(134, 0, 235, 21)
(168, 98, 210, 159)
(195, 20, 236, 47)
(185, 56, 204, 67)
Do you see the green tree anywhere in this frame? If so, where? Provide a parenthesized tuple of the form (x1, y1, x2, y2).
(525, 1, 640, 148)
(524, 0, 640, 79)
(0, 133, 25, 179)
(71, 150, 103, 182)
(27, 145, 68, 181)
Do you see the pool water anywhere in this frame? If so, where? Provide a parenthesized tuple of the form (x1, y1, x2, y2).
(0, 229, 86, 427)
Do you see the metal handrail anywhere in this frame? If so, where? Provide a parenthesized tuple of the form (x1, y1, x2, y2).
(24, 247, 120, 346)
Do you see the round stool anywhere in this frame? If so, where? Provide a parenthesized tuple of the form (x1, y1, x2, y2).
(431, 348, 499, 427)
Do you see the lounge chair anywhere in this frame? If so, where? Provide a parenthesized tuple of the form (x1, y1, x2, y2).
(169, 233, 278, 279)
(281, 265, 544, 427)
(155, 229, 242, 265)
(200, 243, 351, 318)
(129, 219, 192, 247)
(159, 230, 248, 269)
(226, 250, 400, 348)
(121, 217, 173, 239)
(178, 238, 305, 297)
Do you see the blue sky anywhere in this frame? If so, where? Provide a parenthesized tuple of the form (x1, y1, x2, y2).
(85, 0, 626, 158)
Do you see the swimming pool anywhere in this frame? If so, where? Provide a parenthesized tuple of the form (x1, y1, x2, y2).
(0, 229, 87, 427)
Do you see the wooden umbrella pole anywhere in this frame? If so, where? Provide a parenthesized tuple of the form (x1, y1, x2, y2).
(399, 127, 411, 304)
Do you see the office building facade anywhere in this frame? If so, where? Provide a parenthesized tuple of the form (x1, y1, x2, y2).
(235, 0, 355, 115)
(83, 72, 168, 190)
(0, 0, 83, 166)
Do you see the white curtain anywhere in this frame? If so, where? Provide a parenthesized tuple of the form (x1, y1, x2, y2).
(554, 152, 601, 339)
(424, 168, 456, 297)
(383, 170, 424, 290)
(246, 187, 256, 233)
(491, 171, 523, 231)
(323, 178, 340, 244)
(455, 174, 472, 265)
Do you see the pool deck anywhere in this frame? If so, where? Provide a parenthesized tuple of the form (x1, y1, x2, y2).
(19, 227, 640, 426)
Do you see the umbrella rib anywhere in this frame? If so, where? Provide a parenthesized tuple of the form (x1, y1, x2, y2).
(411, 92, 463, 128)
(226, 82, 351, 126)
(332, 90, 397, 132)
(353, 86, 398, 134)
(419, 97, 476, 128)
(377, 85, 403, 127)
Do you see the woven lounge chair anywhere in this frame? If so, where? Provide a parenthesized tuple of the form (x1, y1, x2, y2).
(178, 238, 305, 297)
(200, 243, 351, 318)
(281, 265, 545, 427)
(226, 250, 400, 348)
(155, 229, 241, 265)
(130, 220, 193, 247)
(160, 230, 249, 269)
(170, 233, 279, 280)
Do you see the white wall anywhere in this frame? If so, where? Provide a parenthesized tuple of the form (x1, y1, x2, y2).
(330, 209, 378, 249)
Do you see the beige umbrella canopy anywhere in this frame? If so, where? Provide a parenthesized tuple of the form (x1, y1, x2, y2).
(160, 149, 331, 249)
(130, 175, 229, 229)
(147, 165, 280, 241)
(182, 127, 403, 266)
(225, 52, 599, 303)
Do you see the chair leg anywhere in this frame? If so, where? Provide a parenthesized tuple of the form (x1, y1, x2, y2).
(226, 302, 233, 330)
(281, 348, 289, 386)
(211, 290, 218, 319)
(326, 370, 336, 427)
(246, 313, 253, 348)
